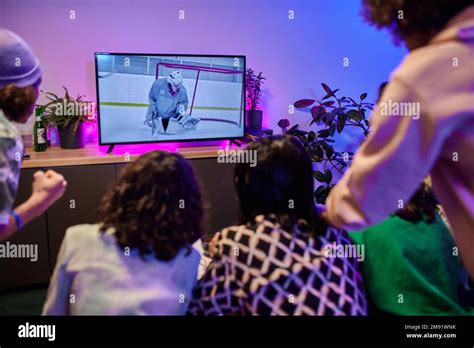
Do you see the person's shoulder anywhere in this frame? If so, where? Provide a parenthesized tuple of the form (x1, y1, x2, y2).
(152, 78, 167, 88)
(391, 41, 473, 92)
(0, 135, 23, 156)
(219, 215, 276, 240)
(0, 112, 21, 140)
(217, 224, 246, 243)
(182, 244, 202, 264)
(63, 223, 103, 248)
(156, 78, 167, 85)
(212, 223, 255, 258)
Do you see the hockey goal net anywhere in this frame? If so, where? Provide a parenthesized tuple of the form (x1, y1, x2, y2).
(156, 62, 244, 128)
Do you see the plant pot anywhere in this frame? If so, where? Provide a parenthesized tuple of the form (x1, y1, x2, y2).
(57, 123, 86, 149)
(246, 110, 263, 130)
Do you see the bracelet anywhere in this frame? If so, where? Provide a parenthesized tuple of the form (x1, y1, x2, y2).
(12, 211, 23, 231)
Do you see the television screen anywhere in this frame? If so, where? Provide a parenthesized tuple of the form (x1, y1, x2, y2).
(95, 53, 245, 145)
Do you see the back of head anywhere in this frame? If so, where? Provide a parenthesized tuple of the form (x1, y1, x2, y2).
(234, 135, 326, 236)
(361, 0, 474, 49)
(97, 151, 204, 261)
(0, 29, 43, 122)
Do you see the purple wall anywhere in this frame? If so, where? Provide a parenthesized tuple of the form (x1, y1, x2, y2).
(1, 0, 406, 147)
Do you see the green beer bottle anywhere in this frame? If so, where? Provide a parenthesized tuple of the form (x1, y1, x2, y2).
(33, 106, 47, 152)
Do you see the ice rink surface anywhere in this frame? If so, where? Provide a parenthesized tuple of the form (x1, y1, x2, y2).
(99, 105, 243, 143)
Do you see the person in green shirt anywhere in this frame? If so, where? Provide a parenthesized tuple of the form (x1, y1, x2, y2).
(349, 183, 474, 315)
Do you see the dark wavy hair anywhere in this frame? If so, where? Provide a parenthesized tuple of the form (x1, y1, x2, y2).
(97, 151, 204, 261)
(234, 135, 327, 236)
(0, 82, 39, 122)
(395, 182, 440, 223)
(361, 0, 474, 47)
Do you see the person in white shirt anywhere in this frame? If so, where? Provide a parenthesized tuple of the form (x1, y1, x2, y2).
(43, 150, 205, 315)
(325, 1, 474, 279)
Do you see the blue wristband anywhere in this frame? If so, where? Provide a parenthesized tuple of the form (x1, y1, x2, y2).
(12, 211, 23, 231)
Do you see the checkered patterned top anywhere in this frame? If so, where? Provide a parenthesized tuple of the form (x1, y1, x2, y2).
(188, 215, 367, 316)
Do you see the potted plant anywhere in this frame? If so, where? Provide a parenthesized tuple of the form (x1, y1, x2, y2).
(245, 68, 266, 130)
(41, 87, 95, 149)
(278, 83, 374, 204)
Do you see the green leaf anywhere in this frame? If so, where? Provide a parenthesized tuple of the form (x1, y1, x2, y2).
(318, 107, 327, 119)
(313, 170, 326, 182)
(295, 130, 308, 137)
(324, 169, 333, 184)
(326, 146, 334, 159)
(308, 131, 316, 141)
(324, 109, 337, 125)
(318, 129, 330, 138)
(287, 124, 300, 134)
(314, 185, 329, 204)
(310, 105, 322, 120)
(313, 147, 323, 159)
(347, 109, 363, 120)
(315, 185, 326, 195)
(337, 114, 347, 133)
(360, 93, 367, 100)
(321, 83, 333, 96)
(348, 97, 358, 105)
(278, 119, 290, 129)
(329, 124, 336, 136)
(294, 99, 315, 108)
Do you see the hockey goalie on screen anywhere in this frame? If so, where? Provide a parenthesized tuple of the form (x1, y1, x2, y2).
(144, 71, 200, 135)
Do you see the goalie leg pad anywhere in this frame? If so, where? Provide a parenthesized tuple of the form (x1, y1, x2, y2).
(152, 116, 166, 136)
(165, 118, 187, 135)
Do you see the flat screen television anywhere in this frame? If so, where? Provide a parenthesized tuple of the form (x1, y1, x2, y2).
(95, 53, 246, 145)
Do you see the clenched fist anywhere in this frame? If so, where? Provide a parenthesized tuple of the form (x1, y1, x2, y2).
(31, 170, 67, 215)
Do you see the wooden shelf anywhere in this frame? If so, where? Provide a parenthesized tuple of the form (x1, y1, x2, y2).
(21, 143, 226, 168)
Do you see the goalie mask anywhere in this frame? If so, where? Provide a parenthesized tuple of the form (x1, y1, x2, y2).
(167, 71, 183, 88)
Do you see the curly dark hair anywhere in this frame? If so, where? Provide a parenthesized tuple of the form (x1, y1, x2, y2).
(0, 82, 39, 122)
(97, 151, 204, 261)
(234, 135, 327, 236)
(395, 182, 440, 223)
(361, 0, 474, 47)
